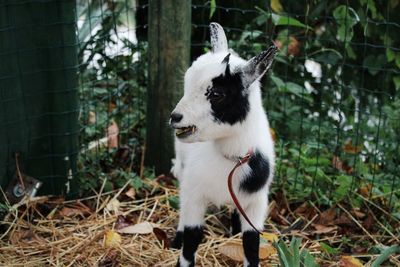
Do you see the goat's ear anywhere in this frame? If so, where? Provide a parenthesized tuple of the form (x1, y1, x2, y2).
(222, 53, 231, 76)
(241, 45, 278, 88)
(210, 22, 228, 53)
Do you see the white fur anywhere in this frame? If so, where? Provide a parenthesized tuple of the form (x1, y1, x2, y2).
(171, 23, 275, 266)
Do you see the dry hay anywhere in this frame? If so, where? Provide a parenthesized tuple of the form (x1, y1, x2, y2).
(0, 177, 399, 266)
(0, 179, 282, 267)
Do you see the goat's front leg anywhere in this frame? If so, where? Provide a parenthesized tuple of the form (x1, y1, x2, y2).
(240, 195, 268, 267)
(175, 196, 207, 267)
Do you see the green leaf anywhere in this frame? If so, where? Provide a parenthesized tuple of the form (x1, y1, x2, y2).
(363, 54, 386, 75)
(272, 13, 311, 29)
(333, 175, 352, 202)
(396, 53, 400, 69)
(393, 76, 400, 90)
(209, 0, 216, 19)
(333, 5, 359, 27)
(320, 242, 339, 255)
(371, 246, 400, 267)
(255, 7, 311, 30)
(386, 49, 395, 62)
(333, 5, 359, 43)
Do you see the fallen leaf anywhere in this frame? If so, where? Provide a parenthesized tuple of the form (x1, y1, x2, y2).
(104, 230, 122, 248)
(98, 248, 119, 267)
(115, 215, 134, 230)
(261, 232, 278, 243)
(153, 227, 170, 249)
(105, 198, 120, 214)
(10, 229, 45, 246)
(117, 221, 156, 234)
(339, 256, 364, 267)
(362, 212, 375, 231)
(313, 224, 338, 234)
(125, 187, 135, 199)
(218, 242, 276, 261)
(351, 209, 366, 219)
(259, 244, 277, 259)
(317, 208, 336, 225)
(343, 140, 362, 154)
(58, 202, 91, 218)
(107, 120, 119, 149)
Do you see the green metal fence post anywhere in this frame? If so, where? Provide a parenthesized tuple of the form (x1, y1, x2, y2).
(0, 0, 79, 195)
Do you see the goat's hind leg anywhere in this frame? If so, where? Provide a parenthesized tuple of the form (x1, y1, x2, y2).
(240, 195, 268, 267)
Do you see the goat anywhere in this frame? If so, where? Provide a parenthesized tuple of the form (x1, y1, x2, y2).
(169, 22, 277, 267)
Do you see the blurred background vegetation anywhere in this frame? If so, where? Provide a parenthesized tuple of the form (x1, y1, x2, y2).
(76, 0, 399, 217)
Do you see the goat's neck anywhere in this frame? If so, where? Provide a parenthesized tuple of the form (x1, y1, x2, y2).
(214, 106, 266, 159)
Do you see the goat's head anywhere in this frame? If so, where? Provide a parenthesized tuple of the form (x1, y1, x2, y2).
(170, 23, 277, 143)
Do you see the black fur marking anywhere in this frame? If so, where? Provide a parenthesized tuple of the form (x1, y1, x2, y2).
(208, 62, 250, 125)
(231, 209, 241, 235)
(243, 230, 260, 267)
(240, 150, 270, 193)
(171, 231, 183, 249)
(181, 226, 203, 265)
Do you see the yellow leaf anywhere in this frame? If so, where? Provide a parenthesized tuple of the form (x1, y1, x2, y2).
(261, 232, 278, 242)
(340, 256, 364, 267)
(104, 230, 122, 248)
(271, 0, 283, 13)
(218, 241, 276, 261)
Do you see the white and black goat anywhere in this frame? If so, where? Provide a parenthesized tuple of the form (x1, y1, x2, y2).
(169, 23, 277, 267)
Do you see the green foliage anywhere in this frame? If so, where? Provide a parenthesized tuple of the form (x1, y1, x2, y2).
(274, 238, 319, 267)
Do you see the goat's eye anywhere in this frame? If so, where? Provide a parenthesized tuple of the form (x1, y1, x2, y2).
(206, 89, 225, 101)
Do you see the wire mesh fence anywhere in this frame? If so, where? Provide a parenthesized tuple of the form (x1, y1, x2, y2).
(0, 0, 399, 216)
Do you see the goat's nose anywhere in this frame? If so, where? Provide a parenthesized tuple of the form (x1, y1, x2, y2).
(170, 112, 183, 124)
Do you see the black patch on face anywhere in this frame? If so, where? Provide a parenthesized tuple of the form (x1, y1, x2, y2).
(243, 230, 260, 267)
(231, 209, 241, 236)
(240, 150, 270, 193)
(207, 64, 250, 125)
(171, 230, 183, 249)
(180, 226, 203, 265)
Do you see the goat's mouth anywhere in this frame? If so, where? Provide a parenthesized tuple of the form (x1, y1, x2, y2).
(175, 125, 197, 138)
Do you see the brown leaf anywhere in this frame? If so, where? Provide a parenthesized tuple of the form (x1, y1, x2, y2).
(98, 249, 119, 267)
(351, 209, 366, 219)
(317, 208, 336, 225)
(313, 224, 338, 234)
(107, 120, 119, 149)
(332, 156, 353, 174)
(58, 201, 92, 218)
(115, 215, 134, 230)
(218, 242, 276, 261)
(339, 256, 364, 267)
(153, 227, 170, 249)
(125, 187, 136, 199)
(343, 140, 362, 154)
(10, 229, 45, 246)
(359, 184, 372, 197)
(294, 202, 318, 220)
(362, 212, 375, 231)
(334, 213, 354, 227)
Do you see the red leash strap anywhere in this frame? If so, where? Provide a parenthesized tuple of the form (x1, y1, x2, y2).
(227, 149, 263, 236)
